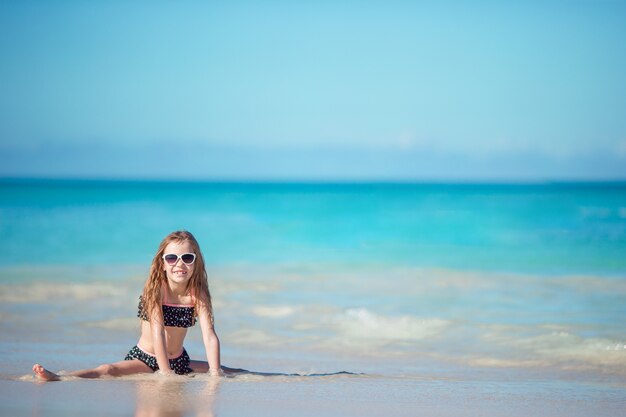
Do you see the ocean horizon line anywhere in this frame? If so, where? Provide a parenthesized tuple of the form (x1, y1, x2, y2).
(2, 176, 626, 188)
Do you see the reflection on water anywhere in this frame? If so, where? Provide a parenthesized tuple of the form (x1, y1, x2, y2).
(132, 369, 361, 417)
(134, 377, 220, 417)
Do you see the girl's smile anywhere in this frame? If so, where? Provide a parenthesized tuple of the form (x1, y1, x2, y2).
(162, 241, 195, 285)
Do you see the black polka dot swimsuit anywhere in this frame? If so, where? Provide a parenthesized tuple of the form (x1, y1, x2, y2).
(125, 345, 192, 375)
(136, 296, 197, 328)
(125, 290, 196, 375)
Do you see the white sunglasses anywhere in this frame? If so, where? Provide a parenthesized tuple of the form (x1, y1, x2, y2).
(162, 253, 196, 265)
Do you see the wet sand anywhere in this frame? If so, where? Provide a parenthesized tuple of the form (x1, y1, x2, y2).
(2, 371, 625, 417)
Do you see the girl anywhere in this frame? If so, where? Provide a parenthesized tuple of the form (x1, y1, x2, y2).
(33, 230, 225, 380)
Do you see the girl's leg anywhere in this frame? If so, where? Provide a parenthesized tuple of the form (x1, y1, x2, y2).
(188, 360, 209, 373)
(188, 360, 248, 375)
(33, 359, 152, 381)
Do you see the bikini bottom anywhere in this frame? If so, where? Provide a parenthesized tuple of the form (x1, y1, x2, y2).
(124, 345, 193, 375)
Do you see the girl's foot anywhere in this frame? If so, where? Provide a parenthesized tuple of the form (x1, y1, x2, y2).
(32, 364, 61, 381)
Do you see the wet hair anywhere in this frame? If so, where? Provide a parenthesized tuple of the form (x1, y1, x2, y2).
(140, 230, 213, 325)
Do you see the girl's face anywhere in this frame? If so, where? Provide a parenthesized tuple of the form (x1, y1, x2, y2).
(162, 240, 195, 286)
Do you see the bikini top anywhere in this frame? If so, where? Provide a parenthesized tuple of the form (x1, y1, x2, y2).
(137, 287, 197, 328)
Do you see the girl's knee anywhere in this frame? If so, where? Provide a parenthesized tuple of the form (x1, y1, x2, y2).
(96, 363, 118, 377)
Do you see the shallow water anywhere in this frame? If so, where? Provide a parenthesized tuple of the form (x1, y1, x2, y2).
(1, 180, 625, 415)
(1, 264, 624, 380)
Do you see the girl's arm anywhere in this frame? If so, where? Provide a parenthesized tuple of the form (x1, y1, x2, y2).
(150, 317, 173, 374)
(198, 304, 221, 375)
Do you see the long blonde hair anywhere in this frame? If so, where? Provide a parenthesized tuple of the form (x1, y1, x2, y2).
(141, 230, 213, 325)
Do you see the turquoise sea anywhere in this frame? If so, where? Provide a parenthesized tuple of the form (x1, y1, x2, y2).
(1, 179, 625, 416)
(2, 179, 626, 273)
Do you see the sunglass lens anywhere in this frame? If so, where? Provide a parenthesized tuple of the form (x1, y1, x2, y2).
(181, 254, 195, 264)
(164, 254, 178, 265)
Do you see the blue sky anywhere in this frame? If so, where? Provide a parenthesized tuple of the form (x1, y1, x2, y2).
(1, 0, 625, 180)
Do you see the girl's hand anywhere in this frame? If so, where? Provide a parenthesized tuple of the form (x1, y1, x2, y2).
(155, 369, 175, 376)
(208, 368, 223, 377)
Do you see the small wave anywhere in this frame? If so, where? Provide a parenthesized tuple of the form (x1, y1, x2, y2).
(476, 326, 626, 375)
(219, 369, 364, 381)
(333, 308, 451, 343)
(250, 305, 296, 318)
(12, 368, 362, 384)
(0, 281, 130, 303)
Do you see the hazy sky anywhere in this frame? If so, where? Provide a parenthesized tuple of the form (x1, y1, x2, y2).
(1, 0, 625, 180)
